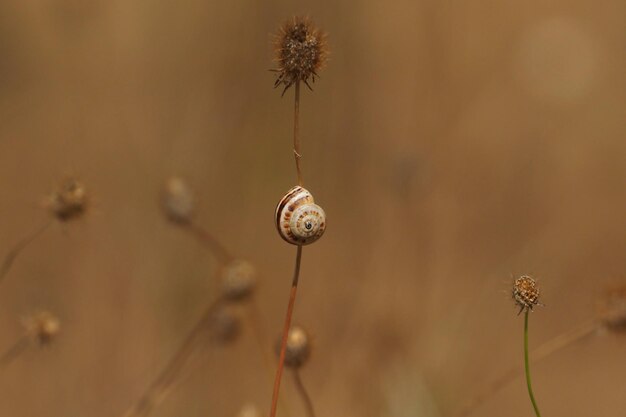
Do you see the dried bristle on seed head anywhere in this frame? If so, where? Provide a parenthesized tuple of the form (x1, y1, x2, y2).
(46, 177, 88, 221)
(597, 286, 626, 332)
(24, 311, 61, 346)
(513, 275, 541, 313)
(273, 16, 328, 94)
(162, 176, 195, 224)
(220, 259, 257, 302)
(276, 325, 311, 368)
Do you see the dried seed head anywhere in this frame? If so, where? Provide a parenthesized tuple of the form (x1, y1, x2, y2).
(236, 404, 263, 417)
(513, 275, 541, 313)
(24, 311, 61, 346)
(597, 286, 626, 332)
(273, 16, 328, 93)
(220, 259, 257, 302)
(162, 177, 195, 223)
(209, 305, 241, 344)
(276, 325, 311, 368)
(46, 177, 88, 221)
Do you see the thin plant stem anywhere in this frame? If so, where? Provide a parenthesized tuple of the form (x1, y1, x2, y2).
(0, 335, 30, 369)
(185, 222, 234, 264)
(0, 220, 53, 286)
(122, 296, 225, 417)
(246, 300, 294, 416)
(293, 81, 302, 186)
(270, 244, 303, 417)
(292, 369, 316, 417)
(524, 310, 542, 417)
(246, 299, 278, 382)
(454, 318, 597, 417)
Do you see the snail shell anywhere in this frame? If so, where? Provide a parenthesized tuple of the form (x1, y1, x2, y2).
(275, 186, 326, 245)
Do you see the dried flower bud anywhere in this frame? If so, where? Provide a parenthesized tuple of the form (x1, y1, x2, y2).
(162, 177, 195, 223)
(513, 275, 541, 313)
(236, 404, 263, 417)
(276, 325, 311, 368)
(220, 259, 256, 302)
(597, 286, 626, 332)
(24, 311, 61, 346)
(209, 306, 241, 344)
(273, 16, 328, 93)
(46, 177, 88, 221)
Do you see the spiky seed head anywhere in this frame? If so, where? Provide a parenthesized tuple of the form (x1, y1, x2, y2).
(162, 177, 195, 224)
(513, 275, 541, 313)
(236, 404, 263, 417)
(220, 259, 257, 302)
(24, 311, 61, 346)
(209, 305, 241, 344)
(597, 286, 626, 332)
(273, 16, 328, 93)
(276, 325, 311, 368)
(46, 177, 88, 221)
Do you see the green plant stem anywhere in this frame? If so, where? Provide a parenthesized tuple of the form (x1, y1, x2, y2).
(524, 310, 542, 417)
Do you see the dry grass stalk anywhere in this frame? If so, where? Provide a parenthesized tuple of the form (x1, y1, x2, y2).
(269, 16, 328, 417)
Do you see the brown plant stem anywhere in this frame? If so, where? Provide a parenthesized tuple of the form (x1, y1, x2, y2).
(185, 222, 234, 264)
(0, 335, 30, 369)
(0, 220, 53, 286)
(121, 296, 225, 417)
(454, 318, 599, 417)
(270, 244, 303, 417)
(293, 81, 302, 186)
(246, 299, 277, 381)
(292, 369, 316, 417)
(246, 300, 294, 416)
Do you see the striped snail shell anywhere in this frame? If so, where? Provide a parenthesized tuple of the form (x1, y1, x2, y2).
(275, 186, 326, 245)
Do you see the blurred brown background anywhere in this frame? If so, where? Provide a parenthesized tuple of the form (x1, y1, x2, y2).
(0, 1, 625, 417)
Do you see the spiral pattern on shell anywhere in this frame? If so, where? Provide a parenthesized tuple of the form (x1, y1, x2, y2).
(275, 186, 326, 245)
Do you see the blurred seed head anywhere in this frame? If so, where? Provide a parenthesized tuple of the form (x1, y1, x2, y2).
(162, 177, 195, 224)
(597, 286, 626, 332)
(220, 259, 257, 302)
(210, 305, 241, 344)
(24, 311, 61, 346)
(236, 404, 263, 417)
(45, 177, 88, 222)
(276, 325, 311, 368)
(273, 16, 328, 93)
(513, 275, 541, 313)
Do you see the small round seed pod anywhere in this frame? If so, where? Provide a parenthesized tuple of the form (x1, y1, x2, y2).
(161, 177, 195, 223)
(220, 259, 257, 302)
(513, 275, 541, 313)
(276, 325, 311, 368)
(209, 305, 241, 344)
(24, 311, 61, 346)
(236, 404, 263, 417)
(275, 186, 326, 245)
(46, 177, 88, 221)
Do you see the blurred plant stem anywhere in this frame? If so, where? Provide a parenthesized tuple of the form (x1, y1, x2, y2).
(185, 221, 234, 264)
(292, 369, 316, 417)
(455, 317, 598, 417)
(0, 220, 52, 286)
(121, 297, 225, 417)
(0, 335, 30, 369)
